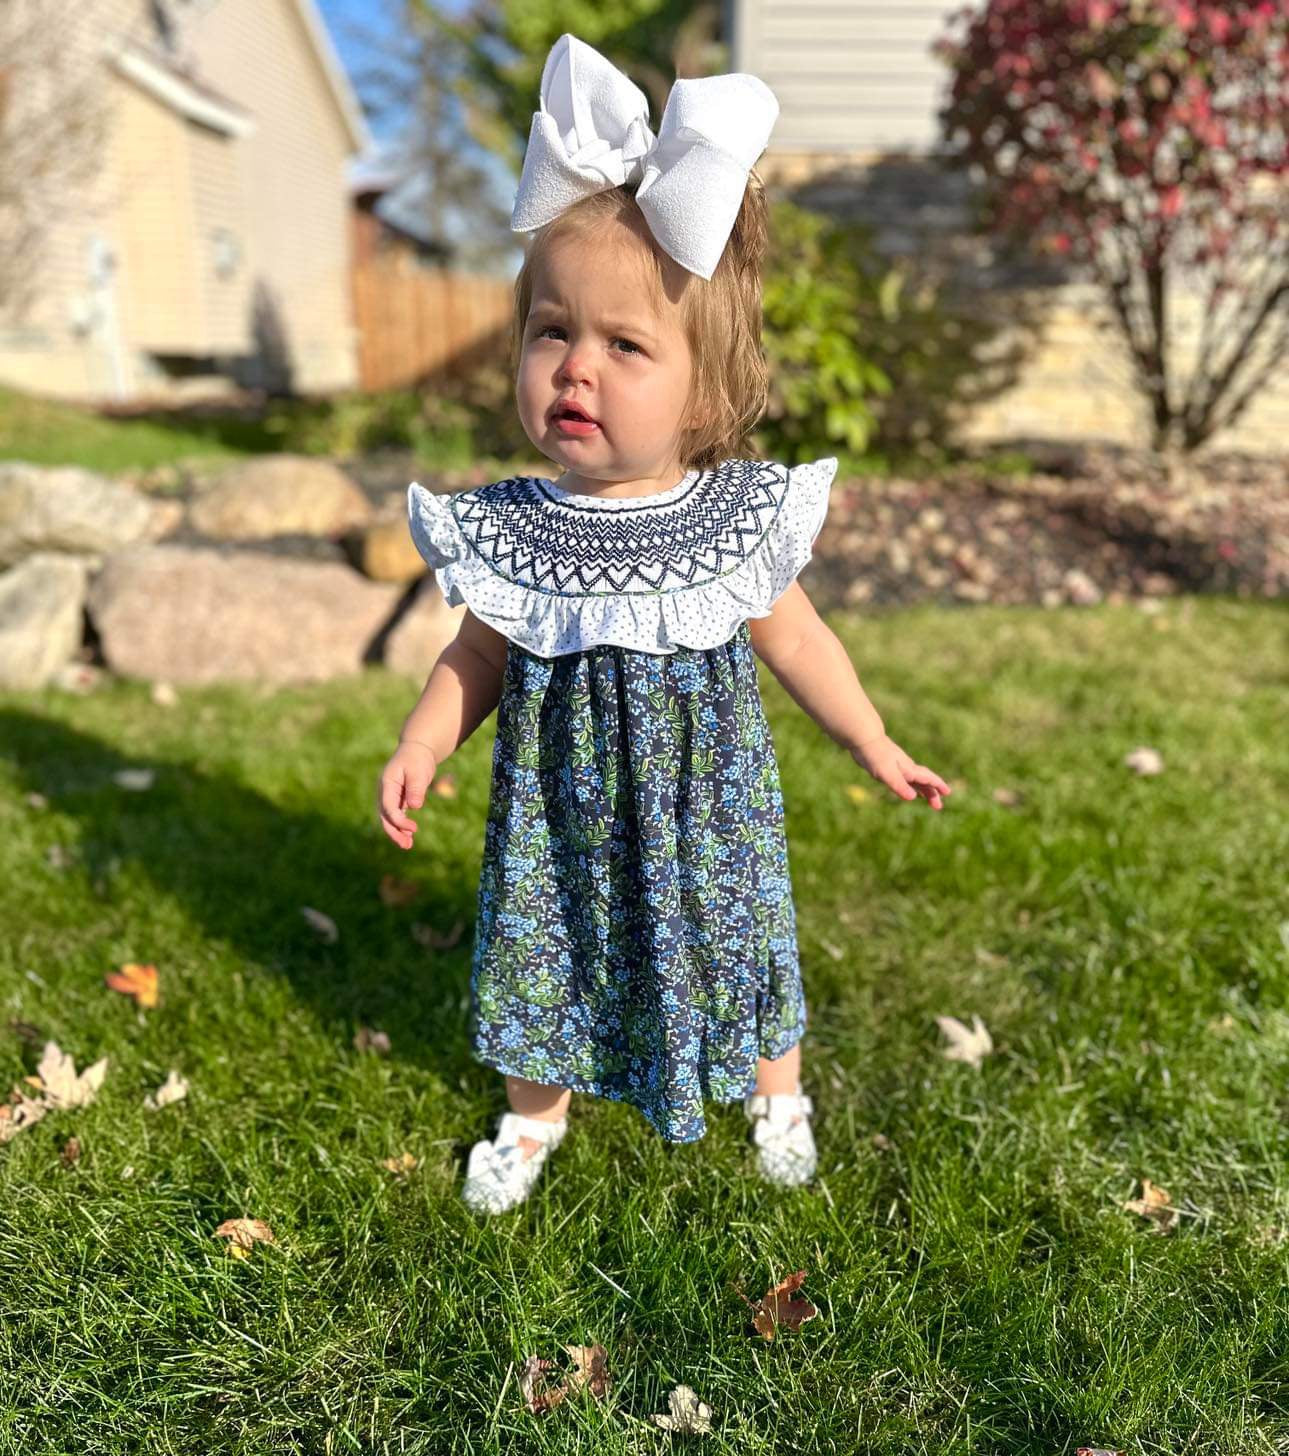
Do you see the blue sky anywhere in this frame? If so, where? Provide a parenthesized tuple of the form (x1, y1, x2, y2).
(315, 0, 520, 271)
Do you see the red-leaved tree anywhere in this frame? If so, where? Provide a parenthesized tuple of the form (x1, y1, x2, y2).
(937, 0, 1288, 453)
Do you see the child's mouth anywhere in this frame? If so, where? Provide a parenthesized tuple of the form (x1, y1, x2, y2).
(552, 402, 600, 437)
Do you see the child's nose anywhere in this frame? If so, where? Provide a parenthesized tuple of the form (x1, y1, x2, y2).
(557, 344, 593, 386)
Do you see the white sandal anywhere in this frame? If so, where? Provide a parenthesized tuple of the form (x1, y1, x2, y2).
(743, 1083, 816, 1186)
(460, 1110, 568, 1215)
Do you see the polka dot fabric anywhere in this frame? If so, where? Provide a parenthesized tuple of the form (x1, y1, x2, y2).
(406, 456, 838, 658)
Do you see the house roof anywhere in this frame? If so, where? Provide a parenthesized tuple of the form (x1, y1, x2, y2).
(112, 0, 371, 153)
(287, 0, 372, 153)
(113, 45, 256, 137)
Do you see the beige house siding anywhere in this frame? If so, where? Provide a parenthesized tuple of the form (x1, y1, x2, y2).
(0, 0, 151, 396)
(733, 0, 1287, 454)
(0, 0, 364, 401)
(187, 0, 359, 392)
(730, 0, 960, 154)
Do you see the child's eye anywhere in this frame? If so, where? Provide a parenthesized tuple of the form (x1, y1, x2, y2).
(612, 337, 642, 355)
(534, 324, 566, 341)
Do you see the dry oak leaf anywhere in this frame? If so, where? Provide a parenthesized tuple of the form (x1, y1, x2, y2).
(1123, 745, 1164, 776)
(301, 906, 339, 944)
(518, 1354, 570, 1414)
(0, 1092, 48, 1144)
(113, 767, 155, 791)
(562, 1344, 611, 1400)
(650, 1384, 713, 1434)
(734, 1269, 819, 1341)
(105, 962, 159, 1009)
(213, 1218, 276, 1256)
(382, 1152, 418, 1175)
(61, 1136, 81, 1167)
(36, 1041, 108, 1109)
(935, 1013, 994, 1068)
(378, 873, 420, 908)
(144, 1070, 188, 1111)
(353, 1026, 391, 1056)
(411, 918, 464, 951)
(1122, 1178, 1179, 1233)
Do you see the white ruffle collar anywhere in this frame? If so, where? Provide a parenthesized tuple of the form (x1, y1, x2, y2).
(406, 456, 837, 658)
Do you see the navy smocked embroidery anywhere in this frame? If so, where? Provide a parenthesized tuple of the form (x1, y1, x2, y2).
(449, 459, 789, 597)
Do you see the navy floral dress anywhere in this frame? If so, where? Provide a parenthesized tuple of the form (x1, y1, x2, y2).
(407, 456, 837, 1142)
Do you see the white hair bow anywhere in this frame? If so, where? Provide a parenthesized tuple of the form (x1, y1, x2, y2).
(510, 33, 779, 281)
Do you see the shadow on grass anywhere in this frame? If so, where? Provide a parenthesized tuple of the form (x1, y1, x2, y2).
(3, 707, 486, 1089)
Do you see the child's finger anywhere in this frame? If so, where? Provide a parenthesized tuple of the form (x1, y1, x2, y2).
(379, 774, 417, 832)
(403, 776, 430, 810)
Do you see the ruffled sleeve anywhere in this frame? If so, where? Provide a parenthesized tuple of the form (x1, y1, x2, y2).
(407, 481, 464, 571)
(758, 456, 838, 610)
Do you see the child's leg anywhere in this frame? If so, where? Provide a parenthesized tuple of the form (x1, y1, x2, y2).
(755, 1042, 803, 1116)
(505, 1074, 572, 1159)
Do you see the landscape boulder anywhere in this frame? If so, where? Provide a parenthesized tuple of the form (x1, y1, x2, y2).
(189, 455, 373, 540)
(383, 575, 465, 675)
(87, 545, 401, 684)
(0, 552, 91, 689)
(0, 462, 164, 568)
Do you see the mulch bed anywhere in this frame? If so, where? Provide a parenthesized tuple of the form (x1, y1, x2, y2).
(801, 445, 1287, 613)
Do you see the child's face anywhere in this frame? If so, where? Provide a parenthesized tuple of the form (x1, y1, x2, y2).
(516, 222, 696, 487)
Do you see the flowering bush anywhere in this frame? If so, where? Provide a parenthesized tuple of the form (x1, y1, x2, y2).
(938, 0, 1288, 452)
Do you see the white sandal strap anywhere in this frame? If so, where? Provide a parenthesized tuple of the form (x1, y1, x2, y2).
(495, 1111, 566, 1148)
(745, 1088, 813, 1122)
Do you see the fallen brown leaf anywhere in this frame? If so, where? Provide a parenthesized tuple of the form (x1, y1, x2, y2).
(1122, 1177, 1179, 1233)
(144, 1070, 188, 1110)
(378, 873, 420, 908)
(1123, 745, 1164, 776)
(381, 1152, 418, 1175)
(734, 1269, 818, 1341)
(354, 1026, 391, 1056)
(213, 1217, 276, 1253)
(871, 1132, 893, 1151)
(105, 962, 160, 1009)
(649, 1384, 713, 1433)
(411, 918, 464, 951)
(518, 1354, 569, 1414)
(113, 767, 155, 791)
(562, 1344, 611, 1399)
(301, 907, 339, 943)
(429, 773, 457, 799)
(61, 1137, 81, 1167)
(36, 1041, 108, 1109)
(935, 1013, 994, 1068)
(0, 1093, 47, 1144)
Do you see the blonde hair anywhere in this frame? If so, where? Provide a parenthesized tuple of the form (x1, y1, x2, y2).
(511, 173, 770, 470)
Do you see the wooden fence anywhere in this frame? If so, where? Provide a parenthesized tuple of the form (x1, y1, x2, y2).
(352, 260, 514, 393)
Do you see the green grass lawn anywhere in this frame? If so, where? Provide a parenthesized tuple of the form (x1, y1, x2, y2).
(1, 597, 1287, 1454)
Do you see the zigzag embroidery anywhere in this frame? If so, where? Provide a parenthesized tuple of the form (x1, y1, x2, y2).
(451, 459, 786, 596)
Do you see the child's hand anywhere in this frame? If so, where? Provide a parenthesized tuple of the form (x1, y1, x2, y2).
(377, 740, 438, 850)
(851, 734, 952, 811)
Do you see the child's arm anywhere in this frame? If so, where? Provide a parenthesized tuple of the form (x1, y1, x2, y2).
(399, 608, 509, 762)
(377, 608, 509, 849)
(748, 583, 951, 811)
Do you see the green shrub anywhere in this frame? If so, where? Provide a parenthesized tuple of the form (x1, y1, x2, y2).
(756, 199, 1014, 470)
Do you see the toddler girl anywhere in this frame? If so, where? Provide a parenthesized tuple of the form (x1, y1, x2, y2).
(377, 35, 950, 1216)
